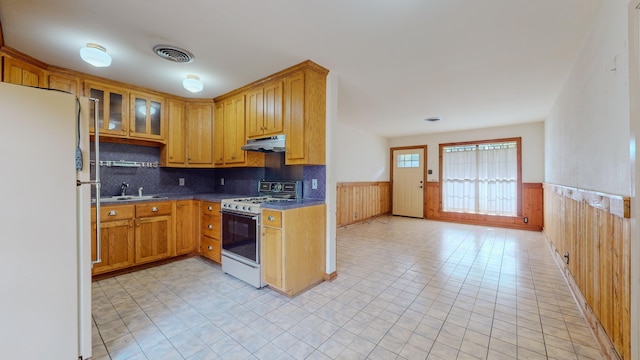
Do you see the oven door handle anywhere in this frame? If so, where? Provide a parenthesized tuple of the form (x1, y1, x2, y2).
(220, 210, 259, 221)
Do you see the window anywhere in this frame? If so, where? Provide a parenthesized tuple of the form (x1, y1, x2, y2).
(397, 153, 420, 168)
(440, 138, 521, 216)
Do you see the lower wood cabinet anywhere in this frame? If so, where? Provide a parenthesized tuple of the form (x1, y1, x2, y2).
(91, 205, 135, 275)
(175, 200, 199, 255)
(91, 201, 174, 275)
(261, 204, 326, 296)
(200, 201, 221, 263)
(134, 202, 173, 264)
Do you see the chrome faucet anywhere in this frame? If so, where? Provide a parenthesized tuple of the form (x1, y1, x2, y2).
(120, 182, 129, 196)
(138, 187, 143, 197)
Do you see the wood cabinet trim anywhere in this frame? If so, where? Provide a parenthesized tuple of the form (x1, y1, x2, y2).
(1, 46, 48, 69)
(214, 60, 328, 102)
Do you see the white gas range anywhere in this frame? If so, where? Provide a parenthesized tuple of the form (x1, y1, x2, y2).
(220, 180, 302, 288)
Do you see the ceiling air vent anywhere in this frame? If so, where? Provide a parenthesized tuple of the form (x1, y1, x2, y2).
(153, 45, 195, 63)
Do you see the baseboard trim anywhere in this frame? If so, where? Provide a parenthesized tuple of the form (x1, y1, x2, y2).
(324, 271, 338, 281)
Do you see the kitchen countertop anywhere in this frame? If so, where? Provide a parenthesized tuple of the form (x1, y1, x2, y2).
(93, 193, 325, 210)
(261, 198, 325, 210)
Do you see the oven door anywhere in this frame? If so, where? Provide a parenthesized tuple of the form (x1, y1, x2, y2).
(221, 210, 260, 264)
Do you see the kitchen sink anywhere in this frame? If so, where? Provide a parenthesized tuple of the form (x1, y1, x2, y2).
(94, 195, 169, 203)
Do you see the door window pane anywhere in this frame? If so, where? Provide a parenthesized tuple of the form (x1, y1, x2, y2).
(397, 153, 419, 168)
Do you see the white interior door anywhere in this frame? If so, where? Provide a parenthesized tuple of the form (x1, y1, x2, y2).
(392, 148, 425, 218)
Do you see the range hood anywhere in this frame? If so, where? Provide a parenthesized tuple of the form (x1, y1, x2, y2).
(241, 134, 286, 152)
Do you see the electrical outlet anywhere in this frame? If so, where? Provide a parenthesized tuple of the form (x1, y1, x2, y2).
(221, 178, 225, 186)
(523, 217, 528, 223)
(354, 212, 358, 219)
(179, 178, 185, 186)
(312, 179, 318, 189)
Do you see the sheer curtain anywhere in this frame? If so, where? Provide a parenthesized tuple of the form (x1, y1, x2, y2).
(442, 142, 517, 216)
(442, 146, 477, 213)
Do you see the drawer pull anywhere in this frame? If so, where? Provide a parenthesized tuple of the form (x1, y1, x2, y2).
(267, 215, 274, 221)
(208, 206, 213, 211)
(208, 245, 213, 250)
(108, 210, 117, 216)
(208, 224, 213, 229)
(151, 207, 158, 212)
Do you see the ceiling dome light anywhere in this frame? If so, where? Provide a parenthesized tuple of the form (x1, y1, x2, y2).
(183, 75, 203, 93)
(79, 43, 112, 67)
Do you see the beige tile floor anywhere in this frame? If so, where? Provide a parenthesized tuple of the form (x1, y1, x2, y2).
(92, 216, 603, 360)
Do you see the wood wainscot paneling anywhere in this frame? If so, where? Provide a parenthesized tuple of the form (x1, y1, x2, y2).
(424, 182, 543, 231)
(543, 183, 630, 360)
(337, 182, 391, 227)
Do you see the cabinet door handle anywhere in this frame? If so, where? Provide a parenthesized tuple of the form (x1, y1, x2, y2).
(108, 210, 117, 216)
(267, 215, 274, 221)
(208, 206, 213, 211)
(151, 207, 158, 212)
(208, 224, 213, 229)
(207, 245, 213, 250)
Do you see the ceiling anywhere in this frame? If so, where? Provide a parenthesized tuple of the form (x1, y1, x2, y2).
(0, 0, 603, 138)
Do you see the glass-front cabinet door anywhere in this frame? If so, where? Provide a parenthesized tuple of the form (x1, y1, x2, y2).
(130, 91, 165, 142)
(84, 81, 128, 138)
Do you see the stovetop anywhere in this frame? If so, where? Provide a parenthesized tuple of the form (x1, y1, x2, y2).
(220, 181, 301, 214)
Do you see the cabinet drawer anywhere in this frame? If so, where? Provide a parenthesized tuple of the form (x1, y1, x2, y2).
(136, 202, 172, 217)
(92, 205, 134, 222)
(202, 201, 220, 215)
(262, 209, 282, 228)
(201, 214, 220, 239)
(201, 236, 221, 263)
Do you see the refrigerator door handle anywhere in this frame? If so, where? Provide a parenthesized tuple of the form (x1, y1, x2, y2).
(91, 98, 102, 265)
(87, 98, 102, 265)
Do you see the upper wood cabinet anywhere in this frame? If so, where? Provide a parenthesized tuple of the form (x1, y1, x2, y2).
(245, 87, 264, 139)
(284, 67, 327, 165)
(84, 80, 129, 138)
(2, 56, 46, 87)
(48, 72, 80, 96)
(186, 102, 214, 165)
(263, 81, 284, 136)
(246, 80, 284, 139)
(163, 99, 187, 165)
(213, 102, 225, 166)
(162, 99, 214, 167)
(130, 91, 165, 142)
(223, 95, 246, 164)
(213, 96, 265, 168)
(214, 60, 327, 166)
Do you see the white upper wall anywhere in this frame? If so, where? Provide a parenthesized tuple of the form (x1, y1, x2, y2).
(389, 121, 545, 183)
(333, 121, 390, 182)
(545, 0, 631, 196)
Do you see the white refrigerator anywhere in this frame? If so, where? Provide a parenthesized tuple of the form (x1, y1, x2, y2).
(0, 82, 94, 359)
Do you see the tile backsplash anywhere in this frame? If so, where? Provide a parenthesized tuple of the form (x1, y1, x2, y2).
(92, 143, 216, 196)
(92, 143, 326, 200)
